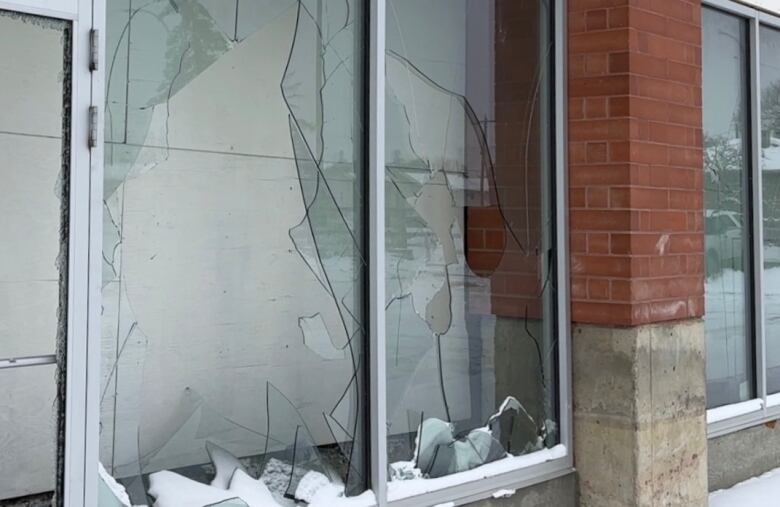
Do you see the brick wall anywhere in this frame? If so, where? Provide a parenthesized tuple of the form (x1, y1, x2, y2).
(568, 0, 704, 326)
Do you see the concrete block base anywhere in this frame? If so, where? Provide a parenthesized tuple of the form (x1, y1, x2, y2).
(466, 472, 577, 507)
(573, 319, 707, 506)
(709, 421, 780, 491)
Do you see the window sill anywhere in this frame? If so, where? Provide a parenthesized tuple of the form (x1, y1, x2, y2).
(386, 446, 572, 507)
(707, 398, 780, 438)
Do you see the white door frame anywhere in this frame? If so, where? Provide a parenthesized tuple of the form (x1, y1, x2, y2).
(0, 0, 96, 505)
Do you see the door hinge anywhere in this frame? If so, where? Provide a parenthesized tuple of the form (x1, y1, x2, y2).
(88, 106, 98, 149)
(89, 29, 99, 71)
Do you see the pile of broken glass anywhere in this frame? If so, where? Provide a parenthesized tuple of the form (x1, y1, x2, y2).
(98, 396, 543, 507)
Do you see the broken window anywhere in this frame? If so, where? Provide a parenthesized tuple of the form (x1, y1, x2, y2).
(100, 0, 368, 504)
(383, 0, 560, 495)
(0, 9, 71, 506)
(97, 0, 564, 505)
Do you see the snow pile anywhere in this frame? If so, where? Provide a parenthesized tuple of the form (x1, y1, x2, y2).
(389, 461, 422, 481)
(257, 457, 296, 504)
(207, 442, 248, 489)
(147, 466, 373, 507)
(226, 470, 279, 506)
(491, 488, 516, 498)
(102, 440, 375, 507)
(294, 471, 331, 503)
(148, 470, 249, 506)
(710, 467, 780, 507)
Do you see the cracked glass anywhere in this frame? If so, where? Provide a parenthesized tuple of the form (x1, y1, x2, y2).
(100, 0, 368, 505)
(702, 7, 754, 409)
(384, 0, 559, 492)
(0, 10, 70, 505)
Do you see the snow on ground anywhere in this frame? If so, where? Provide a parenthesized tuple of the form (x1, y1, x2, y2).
(710, 467, 780, 507)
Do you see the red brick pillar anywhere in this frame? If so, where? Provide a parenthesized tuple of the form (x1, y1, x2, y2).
(569, 0, 704, 325)
(568, 1, 708, 505)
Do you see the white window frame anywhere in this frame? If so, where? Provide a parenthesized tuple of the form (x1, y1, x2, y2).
(69, 0, 573, 505)
(703, 0, 780, 438)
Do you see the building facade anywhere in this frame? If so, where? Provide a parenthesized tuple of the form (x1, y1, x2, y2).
(0, 0, 778, 506)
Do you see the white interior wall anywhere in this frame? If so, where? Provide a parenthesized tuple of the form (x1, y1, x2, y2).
(0, 14, 66, 500)
(99, 0, 495, 475)
(100, 8, 364, 474)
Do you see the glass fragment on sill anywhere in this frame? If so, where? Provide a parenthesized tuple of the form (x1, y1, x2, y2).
(261, 382, 335, 500)
(389, 396, 546, 481)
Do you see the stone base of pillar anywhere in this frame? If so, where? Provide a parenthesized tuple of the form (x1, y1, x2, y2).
(573, 319, 707, 506)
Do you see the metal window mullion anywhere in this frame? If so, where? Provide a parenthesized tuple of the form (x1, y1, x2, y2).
(368, 0, 387, 504)
(78, 0, 106, 503)
(749, 14, 767, 406)
(555, 0, 573, 458)
(63, 5, 94, 505)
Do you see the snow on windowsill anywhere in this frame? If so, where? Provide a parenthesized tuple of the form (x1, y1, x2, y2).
(386, 444, 567, 502)
(766, 393, 780, 409)
(710, 467, 780, 507)
(707, 399, 763, 424)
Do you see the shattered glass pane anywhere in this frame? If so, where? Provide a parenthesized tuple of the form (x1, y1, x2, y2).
(0, 10, 71, 504)
(100, 0, 366, 504)
(385, 0, 559, 490)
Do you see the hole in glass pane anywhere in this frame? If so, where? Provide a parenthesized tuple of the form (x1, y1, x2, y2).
(384, 0, 561, 495)
(99, 1, 368, 505)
